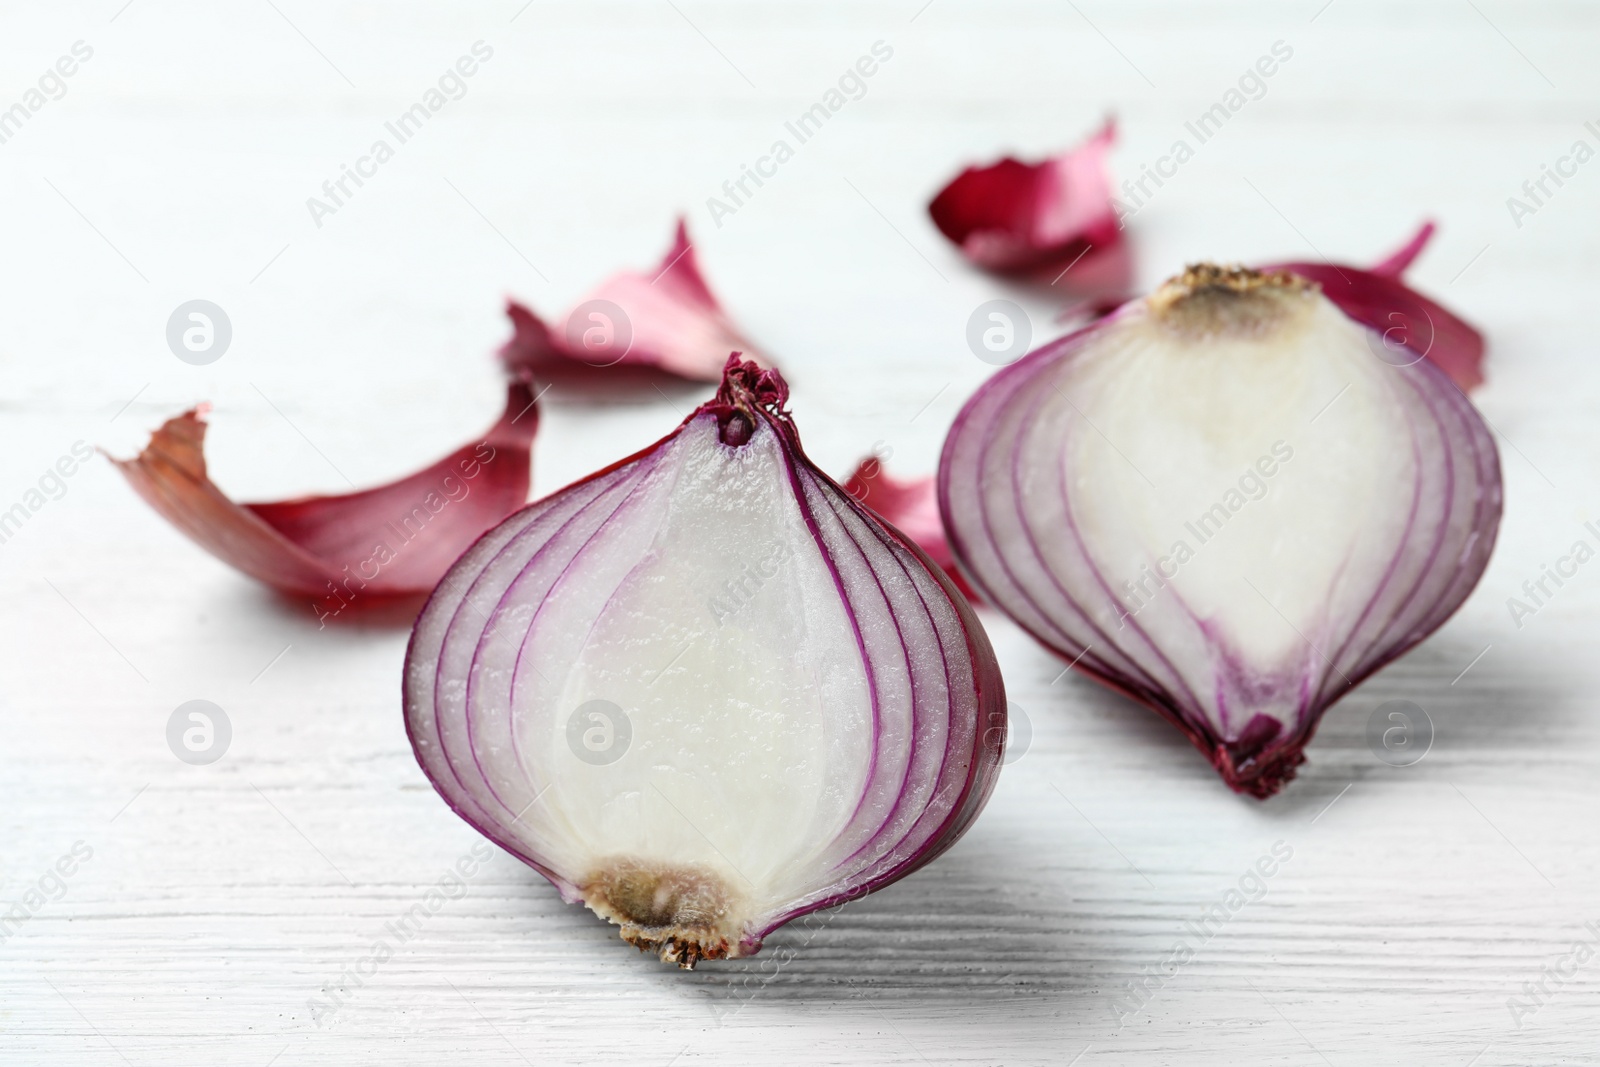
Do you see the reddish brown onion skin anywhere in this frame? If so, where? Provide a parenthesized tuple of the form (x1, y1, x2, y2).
(404, 356, 1006, 959)
(928, 119, 1126, 278)
(938, 284, 1501, 799)
(114, 381, 538, 606)
(1264, 222, 1486, 393)
(500, 219, 771, 392)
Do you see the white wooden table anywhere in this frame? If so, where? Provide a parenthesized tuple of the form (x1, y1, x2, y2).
(3, 1, 1597, 1063)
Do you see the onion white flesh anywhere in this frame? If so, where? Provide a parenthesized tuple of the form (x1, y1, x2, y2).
(939, 266, 1501, 798)
(405, 358, 1005, 966)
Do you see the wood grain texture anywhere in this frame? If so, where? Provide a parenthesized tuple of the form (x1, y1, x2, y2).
(2, 0, 1599, 1063)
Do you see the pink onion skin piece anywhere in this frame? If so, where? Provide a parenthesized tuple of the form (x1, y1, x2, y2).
(928, 119, 1126, 277)
(938, 277, 1502, 799)
(843, 457, 978, 602)
(404, 356, 1005, 964)
(113, 380, 539, 604)
(500, 218, 770, 389)
(1264, 222, 1486, 393)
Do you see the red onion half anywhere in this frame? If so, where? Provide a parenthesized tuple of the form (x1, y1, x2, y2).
(405, 357, 1005, 966)
(940, 265, 1501, 798)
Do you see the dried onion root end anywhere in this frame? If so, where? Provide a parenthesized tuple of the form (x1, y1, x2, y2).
(1209, 714, 1310, 799)
(1147, 264, 1319, 340)
(581, 858, 746, 968)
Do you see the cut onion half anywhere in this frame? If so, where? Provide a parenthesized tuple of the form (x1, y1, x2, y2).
(405, 357, 1005, 965)
(940, 264, 1502, 797)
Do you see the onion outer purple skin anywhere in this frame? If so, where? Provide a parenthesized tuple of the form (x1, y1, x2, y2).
(937, 272, 1502, 798)
(404, 357, 1006, 965)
